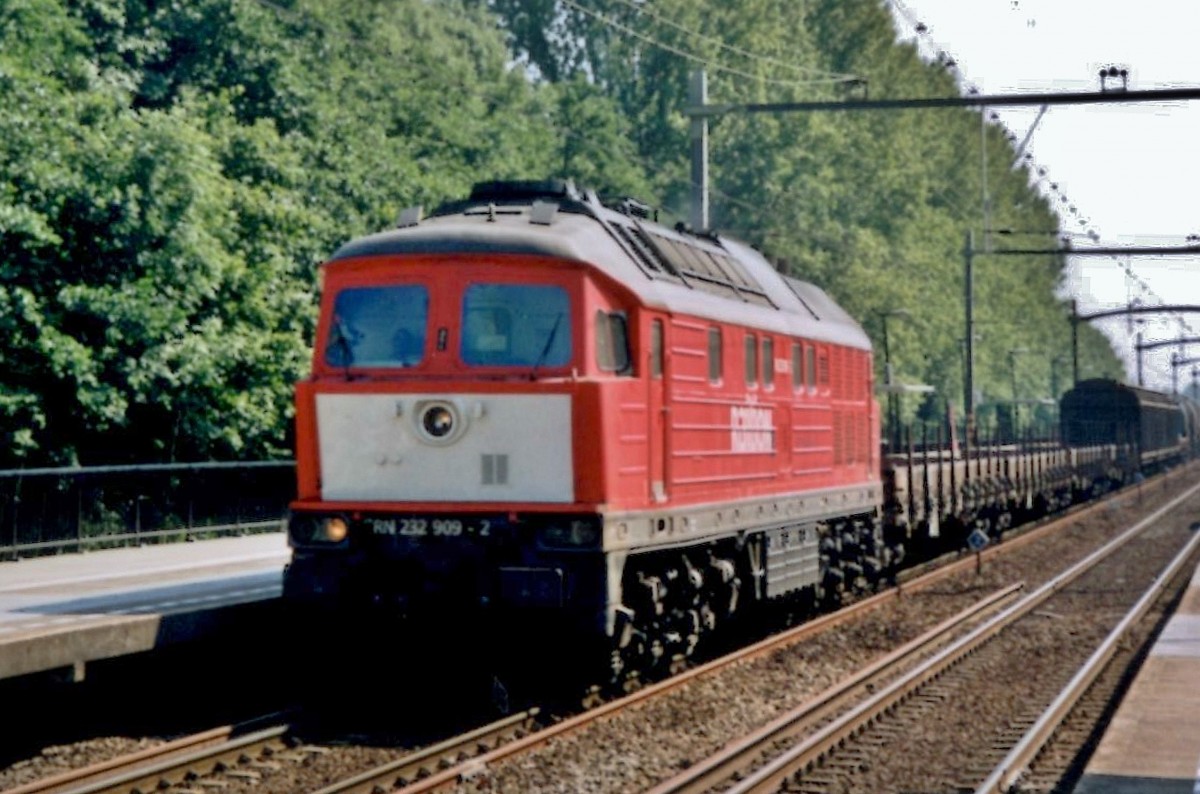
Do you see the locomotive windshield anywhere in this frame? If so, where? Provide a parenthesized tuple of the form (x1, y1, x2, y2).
(324, 285, 429, 368)
(461, 284, 571, 368)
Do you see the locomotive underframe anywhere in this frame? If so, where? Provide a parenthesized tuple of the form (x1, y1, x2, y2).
(282, 505, 893, 682)
(606, 505, 891, 677)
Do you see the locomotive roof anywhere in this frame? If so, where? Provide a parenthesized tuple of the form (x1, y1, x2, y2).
(327, 181, 870, 351)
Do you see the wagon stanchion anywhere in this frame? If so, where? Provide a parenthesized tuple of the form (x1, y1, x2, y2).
(981, 429, 989, 482)
(990, 428, 998, 481)
(964, 410, 973, 491)
(906, 425, 916, 529)
(921, 424, 931, 532)
(949, 416, 959, 518)
(1022, 424, 1031, 513)
(935, 424, 945, 537)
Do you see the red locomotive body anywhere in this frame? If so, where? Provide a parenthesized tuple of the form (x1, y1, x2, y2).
(284, 181, 885, 672)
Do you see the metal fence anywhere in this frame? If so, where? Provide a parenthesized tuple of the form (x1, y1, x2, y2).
(0, 461, 296, 559)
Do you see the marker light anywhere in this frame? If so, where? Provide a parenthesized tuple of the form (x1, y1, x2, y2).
(323, 516, 349, 543)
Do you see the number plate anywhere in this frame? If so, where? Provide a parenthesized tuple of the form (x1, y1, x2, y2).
(369, 517, 493, 538)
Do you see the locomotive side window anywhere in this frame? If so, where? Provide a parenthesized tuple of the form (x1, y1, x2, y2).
(325, 285, 428, 368)
(462, 284, 571, 367)
(791, 343, 802, 391)
(708, 327, 723, 383)
(744, 333, 758, 386)
(595, 310, 612, 370)
(805, 345, 816, 391)
(651, 320, 664, 379)
(595, 310, 632, 374)
(762, 337, 774, 388)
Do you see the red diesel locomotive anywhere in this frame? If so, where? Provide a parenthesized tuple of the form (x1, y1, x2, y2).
(283, 180, 890, 674)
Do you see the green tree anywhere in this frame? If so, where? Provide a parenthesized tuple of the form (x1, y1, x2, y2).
(1, 0, 1128, 466)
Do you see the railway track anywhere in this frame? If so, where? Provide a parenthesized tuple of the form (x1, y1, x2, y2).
(4, 712, 537, 794)
(7, 467, 1195, 794)
(972, 514, 1199, 794)
(0, 525, 1033, 794)
(373, 584, 1023, 794)
(4, 717, 294, 794)
(644, 478, 1200, 794)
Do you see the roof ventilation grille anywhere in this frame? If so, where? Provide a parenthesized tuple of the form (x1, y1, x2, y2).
(396, 206, 423, 228)
(530, 200, 559, 225)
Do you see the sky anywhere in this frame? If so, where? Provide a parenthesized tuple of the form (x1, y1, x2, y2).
(887, 0, 1200, 394)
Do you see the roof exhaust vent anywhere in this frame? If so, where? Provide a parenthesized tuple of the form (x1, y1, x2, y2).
(396, 206, 423, 228)
(530, 200, 559, 225)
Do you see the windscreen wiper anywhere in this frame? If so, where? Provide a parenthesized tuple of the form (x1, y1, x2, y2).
(329, 317, 355, 380)
(530, 312, 563, 380)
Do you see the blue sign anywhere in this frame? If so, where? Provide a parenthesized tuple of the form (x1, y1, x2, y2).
(967, 529, 989, 552)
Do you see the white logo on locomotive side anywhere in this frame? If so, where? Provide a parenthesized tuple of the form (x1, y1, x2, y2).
(730, 405, 774, 453)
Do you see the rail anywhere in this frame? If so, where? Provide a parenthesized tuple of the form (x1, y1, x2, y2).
(678, 477, 1200, 794)
(974, 524, 1200, 793)
(4, 716, 291, 794)
(6, 711, 539, 794)
(645, 584, 1024, 794)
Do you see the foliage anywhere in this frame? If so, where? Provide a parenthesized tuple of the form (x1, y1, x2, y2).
(1, 0, 1128, 465)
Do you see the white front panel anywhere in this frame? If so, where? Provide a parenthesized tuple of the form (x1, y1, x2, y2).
(316, 394, 574, 502)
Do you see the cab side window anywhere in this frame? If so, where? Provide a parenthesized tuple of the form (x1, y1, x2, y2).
(595, 310, 631, 374)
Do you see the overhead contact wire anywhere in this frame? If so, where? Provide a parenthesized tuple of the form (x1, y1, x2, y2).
(608, 0, 859, 83)
(560, 0, 849, 89)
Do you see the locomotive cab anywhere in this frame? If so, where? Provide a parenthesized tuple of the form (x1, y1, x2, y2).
(285, 188, 652, 668)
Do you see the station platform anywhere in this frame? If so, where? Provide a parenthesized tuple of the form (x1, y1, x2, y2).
(0, 533, 289, 682)
(1075, 562, 1200, 794)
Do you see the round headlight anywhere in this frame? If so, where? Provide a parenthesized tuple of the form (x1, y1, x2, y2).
(415, 401, 465, 444)
(323, 516, 349, 543)
(422, 405, 454, 438)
